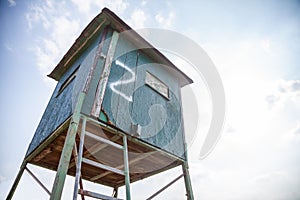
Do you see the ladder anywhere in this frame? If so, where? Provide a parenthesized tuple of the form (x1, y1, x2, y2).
(72, 116, 131, 200)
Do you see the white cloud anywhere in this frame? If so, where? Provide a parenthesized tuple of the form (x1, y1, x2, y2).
(0, 174, 6, 183)
(71, 0, 128, 15)
(8, 0, 16, 7)
(293, 124, 300, 135)
(141, 0, 147, 6)
(265, 79, 300, 108)
(25, 0, 130, 84)
(71, 0, 91, 13)
(25, 1, 80, 84)
(281, 123, 300, 145)
(155, 11, 175, 28)
(129, 9, 147, 28)
(249, 170, 300, 200)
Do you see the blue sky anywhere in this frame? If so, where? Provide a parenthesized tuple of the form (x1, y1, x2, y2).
(1, 0, 300, 199)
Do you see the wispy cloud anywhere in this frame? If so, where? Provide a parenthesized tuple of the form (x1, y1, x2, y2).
(0, 174, 6, 183)
(71, 0, 128, 16)
(25, 1, 80, 83)
(8, 0, 16, 7)
(266, 79, 300, 108)
(155, 11, 175, 28)
(129, 9, 147, 28)
(25, 0, 130, 84)
(4, 42, 13, 52)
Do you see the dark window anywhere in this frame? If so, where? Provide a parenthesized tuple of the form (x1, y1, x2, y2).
(57, 68, 78, 96)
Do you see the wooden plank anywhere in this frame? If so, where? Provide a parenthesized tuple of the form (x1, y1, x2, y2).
(92, 31, 119, 117)
(32, 147, 52, 162)
(85, 131, 123, 149)
(91, 151, 156, 181)
(68, 135, 120, 169)
(83, 27, 108, 93)
(82, 158, 124, 176)
(78, 189, 123, 200)
(115, 49, 138, 134)
(115, 160, 181, 187)
(81, 28, 112, 116)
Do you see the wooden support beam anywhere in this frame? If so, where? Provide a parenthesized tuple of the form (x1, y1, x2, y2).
(91, 151, 156, 181)
(32, 147, 52, 162)
(92, 30, 119, 117)
(68, 135, 120, 169)
(50, 92, 85, 200)
(82, 158, 125, 175)
(85, 131, 123, 149)
(6, 161, 27, 200)
(182, 162, 194, 200)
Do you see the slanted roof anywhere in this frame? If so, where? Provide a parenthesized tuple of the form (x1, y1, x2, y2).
(48, 8, 193, 87)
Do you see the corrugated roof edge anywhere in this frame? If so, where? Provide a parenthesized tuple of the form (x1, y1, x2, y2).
(48, 7, 193, 87)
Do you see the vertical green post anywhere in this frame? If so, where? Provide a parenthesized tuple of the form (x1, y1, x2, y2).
(6, 161, 27, 200)
(182, 161, 194, 200)
(50, 92, 85, 200)
(123, 135, 131, 200)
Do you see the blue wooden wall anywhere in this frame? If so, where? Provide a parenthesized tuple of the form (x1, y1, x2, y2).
(101, 36, 186, 159)
(25, 29, 103, 157)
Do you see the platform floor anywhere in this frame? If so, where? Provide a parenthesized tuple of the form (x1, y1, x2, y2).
(27, 117, 183, 188)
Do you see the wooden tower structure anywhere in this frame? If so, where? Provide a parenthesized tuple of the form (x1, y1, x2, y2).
(7, 8, 194, 200)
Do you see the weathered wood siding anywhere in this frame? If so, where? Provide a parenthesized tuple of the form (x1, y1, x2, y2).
(81, 27, 113, 115)
(26, 30, 103, 157)
(102, 38, 186, 159)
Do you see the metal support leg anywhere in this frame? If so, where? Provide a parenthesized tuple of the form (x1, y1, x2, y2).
(182, 162, 194, 200)
(123, 135, 131, 200)
(73, 117, 86, 200)
(6, 161, 27, 200)
(50, 93, 85, 200)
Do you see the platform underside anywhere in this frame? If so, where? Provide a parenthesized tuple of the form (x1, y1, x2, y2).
(27, 117, 183, 188)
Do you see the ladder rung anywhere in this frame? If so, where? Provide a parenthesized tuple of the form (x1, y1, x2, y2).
(78, 189, 123, 200)
(85, 131, 123, 149)
(82, 158, 124, 175)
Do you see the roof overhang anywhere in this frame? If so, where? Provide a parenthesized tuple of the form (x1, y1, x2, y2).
(48, 8, 193, 87)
